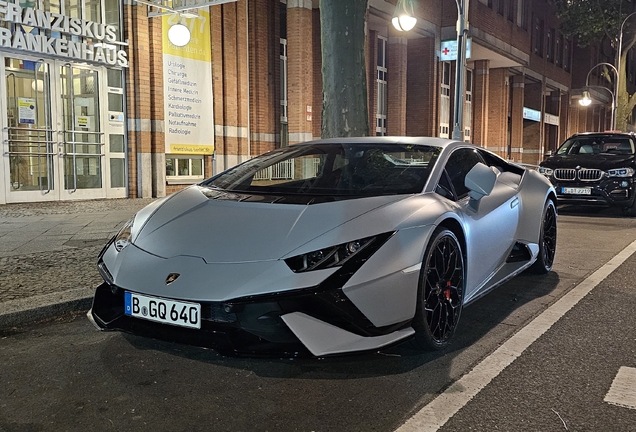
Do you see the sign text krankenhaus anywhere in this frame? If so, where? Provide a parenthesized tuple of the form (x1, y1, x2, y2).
(0, 1, 128, 67)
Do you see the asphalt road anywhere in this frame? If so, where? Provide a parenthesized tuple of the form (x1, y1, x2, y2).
(1, 205, 636, 431)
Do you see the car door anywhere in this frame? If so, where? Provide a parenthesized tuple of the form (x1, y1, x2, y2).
(439, 148, 520, 300)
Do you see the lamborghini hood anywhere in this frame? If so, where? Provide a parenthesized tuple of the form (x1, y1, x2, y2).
(132, 186, 406, 263)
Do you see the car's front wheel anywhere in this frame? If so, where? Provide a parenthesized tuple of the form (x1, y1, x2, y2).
(623, 197, 636, 217)
(412, 227, 465, 351)
(529, 198, 557, 274)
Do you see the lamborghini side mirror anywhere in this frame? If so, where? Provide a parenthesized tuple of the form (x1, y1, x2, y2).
(465, 162, 497, 201)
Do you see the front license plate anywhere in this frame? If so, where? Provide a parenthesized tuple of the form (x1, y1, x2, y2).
(561, 187, 592, 195)
(124, 292, 201, 329)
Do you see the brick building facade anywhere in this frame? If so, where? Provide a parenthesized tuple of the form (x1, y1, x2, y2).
(0, 0, 630, 204)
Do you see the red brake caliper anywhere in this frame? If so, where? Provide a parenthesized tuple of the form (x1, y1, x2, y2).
(444, 281, 452, 301)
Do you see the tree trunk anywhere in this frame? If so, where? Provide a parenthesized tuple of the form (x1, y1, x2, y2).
(616, 32, 636, 132)
(320, 0, 369, 138)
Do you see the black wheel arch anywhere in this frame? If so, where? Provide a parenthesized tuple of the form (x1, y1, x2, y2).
(437, 217, 467, 263)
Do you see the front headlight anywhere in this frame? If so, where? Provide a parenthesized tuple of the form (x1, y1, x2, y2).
(607, 167, 635, 178)
(538, 167, 553, 176)
(114, 217, 135, 251)
(285, 235, 378, 273)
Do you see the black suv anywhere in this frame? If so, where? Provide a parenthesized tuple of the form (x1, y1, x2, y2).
(539, 132, 636, 215)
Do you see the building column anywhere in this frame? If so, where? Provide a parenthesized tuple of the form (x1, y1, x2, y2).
(367, 29, 378, 136)
(486, 68, 509, 157)
(472, 60, 489, 147)
(248, 0, 279, 156)
(406, 37, 437, 137)
(312, 8, 322, 140)
(287, 0, 314, 144)
(509, 74, 524, 162)
(559, 93, 570, 143)
(387, 37, 408, 135)
(124, 2, 152, 198)
(211, 0, 250, 175)
(522, 81, 543, 165)
(148, 14, 166, 198)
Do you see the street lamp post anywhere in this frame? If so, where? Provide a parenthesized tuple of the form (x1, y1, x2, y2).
(579, 62, 618, 130)
(452, 0, 469, 141)
(393, 0, 469, 141)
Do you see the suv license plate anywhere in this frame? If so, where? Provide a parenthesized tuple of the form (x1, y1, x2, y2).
(561, 187, 592, 195)
(124, 292, 201, 329)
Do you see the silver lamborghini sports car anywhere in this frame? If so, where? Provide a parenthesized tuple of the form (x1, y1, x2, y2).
(89, 137, 557, 357)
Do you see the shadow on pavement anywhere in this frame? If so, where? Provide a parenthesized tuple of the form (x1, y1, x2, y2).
(558, 204, 626, 218)
(112, 270, 561, 380)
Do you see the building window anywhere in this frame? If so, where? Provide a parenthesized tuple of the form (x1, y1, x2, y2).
(440, 62, 451, 139)
(376, 35, 388, 136)
(546, 29, 554, 62)
(508, 0, 516, 22)
(166, 156, 204, 183)
(34, 0, 122, 39)
(497, 0, 504, 15)
(533, 18, 544, 57)
(280, 39, 288, 124)
(280, 2, 288, 147)
(555, 33, 563, 68)
(518, 0, 528, 30)
(563, 39, 571, 72)
(464, 69, 473, 142)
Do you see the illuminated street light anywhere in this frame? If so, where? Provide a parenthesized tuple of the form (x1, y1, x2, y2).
(392, 0, 469, 141)
(168, 22, 191, 47)
(581, 63, 618, 130)
(392, 0, 417, 31)
(578, 90, 592, 107)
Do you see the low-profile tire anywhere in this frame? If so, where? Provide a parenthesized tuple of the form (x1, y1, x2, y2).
(412, 227, 465, 351)
(529, 198, 557, 274)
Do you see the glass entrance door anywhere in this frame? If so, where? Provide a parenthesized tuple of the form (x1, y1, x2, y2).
(1, 56, 120, 203)
(59, 64, 105, 198)
(3, 59, 56, 200)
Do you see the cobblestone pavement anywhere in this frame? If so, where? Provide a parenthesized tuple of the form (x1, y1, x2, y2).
(0, 198, 155, 328)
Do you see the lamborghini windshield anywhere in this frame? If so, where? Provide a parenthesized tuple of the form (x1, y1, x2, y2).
(202, 143, 441, 196)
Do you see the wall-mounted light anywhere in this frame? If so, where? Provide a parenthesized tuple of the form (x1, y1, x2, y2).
(579, 90, 592, 107)
(392, 0, 417, 32)
(168, 22, 191, 47)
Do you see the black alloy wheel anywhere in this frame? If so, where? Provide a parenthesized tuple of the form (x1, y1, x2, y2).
(530, 199, 557, 274)
(412, 228, 464, 350)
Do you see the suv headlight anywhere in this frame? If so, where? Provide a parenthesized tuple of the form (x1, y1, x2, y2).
(538, 167, 553, 176)
(114, 217, 135, 251)
(607, 167, 635, 178)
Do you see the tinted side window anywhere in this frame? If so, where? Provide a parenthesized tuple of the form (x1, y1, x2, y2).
(444, 148, 483, 199)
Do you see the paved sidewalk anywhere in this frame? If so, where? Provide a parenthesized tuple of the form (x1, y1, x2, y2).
(0, 198, 156, 329)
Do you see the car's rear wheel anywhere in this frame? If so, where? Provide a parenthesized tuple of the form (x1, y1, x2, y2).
(529, 198, 557, 274)
(412, 227, 465, 351)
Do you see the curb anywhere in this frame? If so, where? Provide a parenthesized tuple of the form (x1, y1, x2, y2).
(0, 289, 93, 330)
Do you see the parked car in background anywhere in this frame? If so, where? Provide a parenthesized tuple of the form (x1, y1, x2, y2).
(89, 137, 557, 357)
(539, 132, 636, 216)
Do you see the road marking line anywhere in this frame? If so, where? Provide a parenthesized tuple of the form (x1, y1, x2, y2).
(605, 367, 636, 410)
(396, 239, 636, 432)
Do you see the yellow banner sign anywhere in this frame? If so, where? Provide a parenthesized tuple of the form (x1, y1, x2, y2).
(162, 12, 212, 62)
